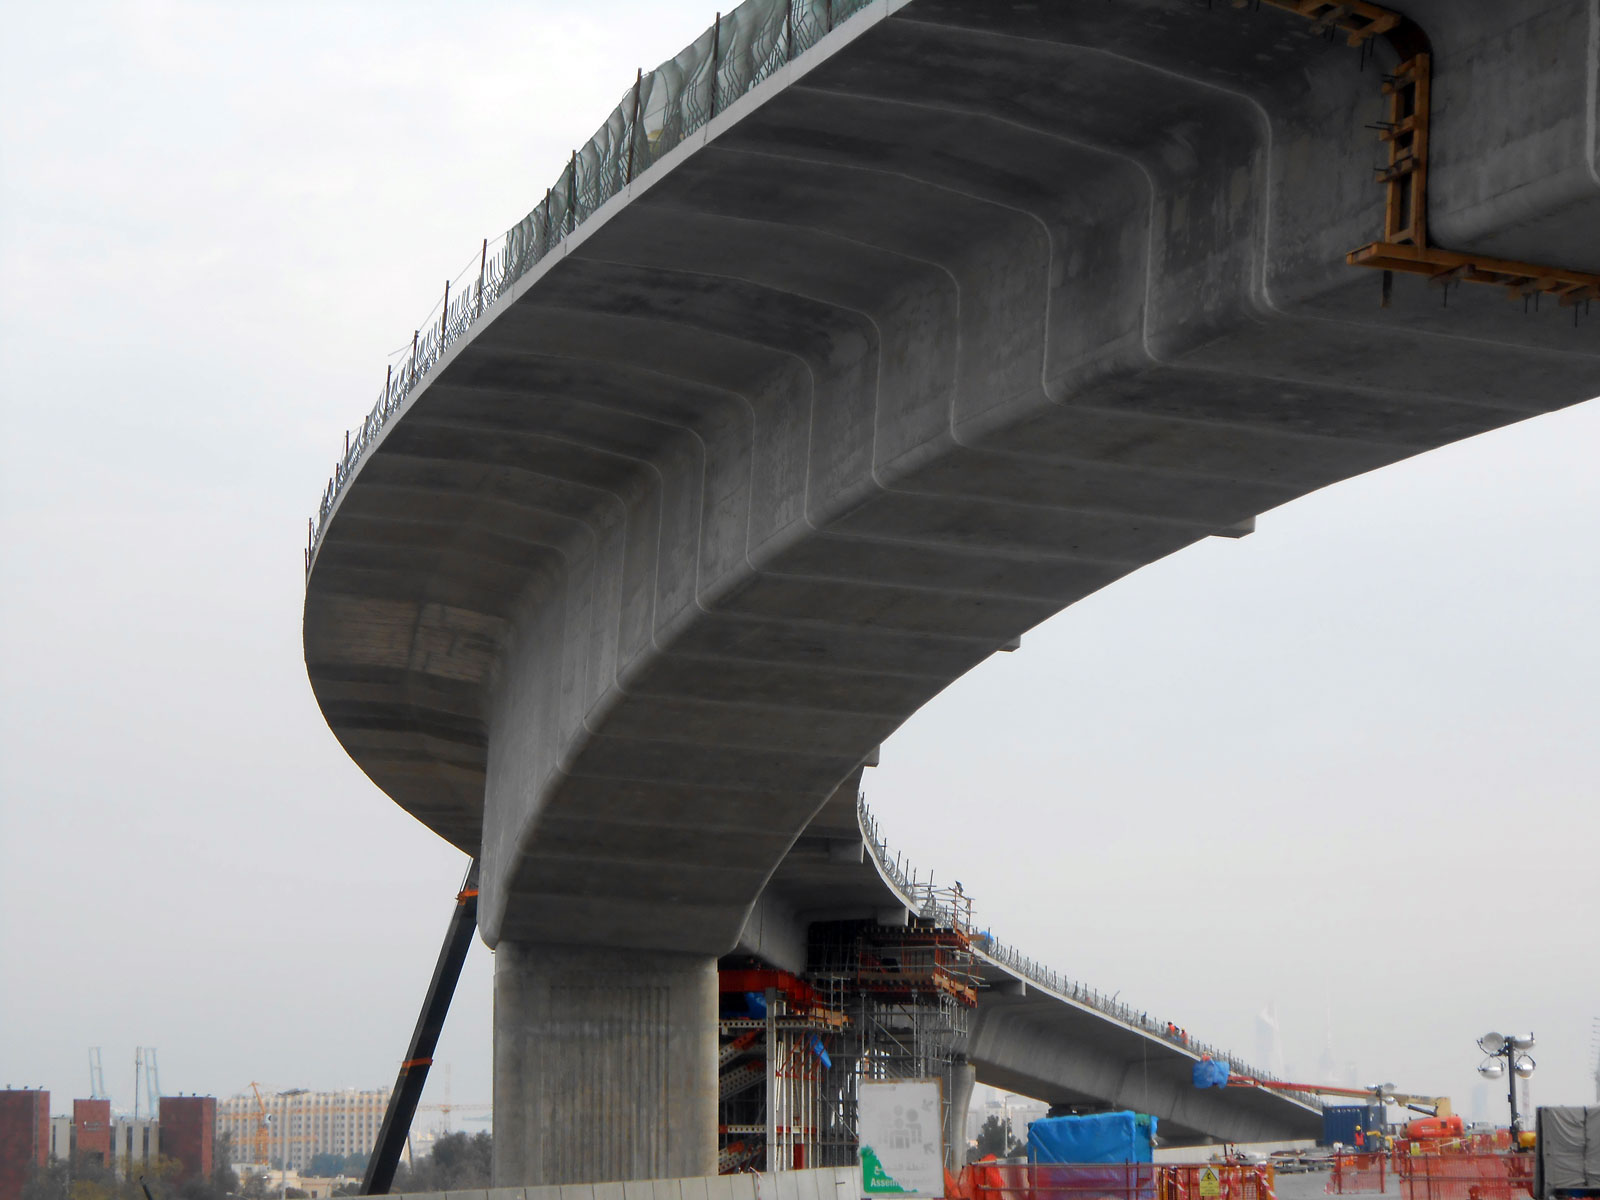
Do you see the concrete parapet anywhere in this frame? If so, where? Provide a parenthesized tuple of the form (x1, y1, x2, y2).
(392, 1166, 859, 1200)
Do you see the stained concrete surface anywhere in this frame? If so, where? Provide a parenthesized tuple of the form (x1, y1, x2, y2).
(303, 0, 1600, 1184)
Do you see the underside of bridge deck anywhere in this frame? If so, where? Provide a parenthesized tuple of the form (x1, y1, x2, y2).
(305, 0, 1599, 1183)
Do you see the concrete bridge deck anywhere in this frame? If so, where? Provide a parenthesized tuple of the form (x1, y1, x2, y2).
(303, 0, 1599, 1184)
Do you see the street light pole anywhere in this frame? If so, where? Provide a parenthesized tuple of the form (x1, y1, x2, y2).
(1507, 1051, 1519, 1136)
(1477, 1032, 1536, 1137)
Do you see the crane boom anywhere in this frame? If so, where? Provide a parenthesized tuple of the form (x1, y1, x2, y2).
(248, 1082, 271, 1171)
(1225, 1079, 1379, 1098)
(89, 1049, 107, 1102)
(1223, 1076, 1451, 1116)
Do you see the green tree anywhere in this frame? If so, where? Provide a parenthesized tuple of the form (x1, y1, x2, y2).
(21, 1158, 71, 1200)
(389, 1131, 492, 1193)
(25, 1152, 191, 1200)
(306, 1151, 367, 1180)
(972, 1115, 1024, 1161)
(213, 1131, 240, 1197)
(304, 1156, 343, 1179)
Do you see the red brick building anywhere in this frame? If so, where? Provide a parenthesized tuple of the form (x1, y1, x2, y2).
(157, 1096, 215, 1185)
(0, 1090, 50, 1200)
(72, 1099, 112, 1165)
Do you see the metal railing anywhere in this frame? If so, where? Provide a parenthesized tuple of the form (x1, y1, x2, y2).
(306, 0, 876, 574)
(856, 795, 1322, 1112)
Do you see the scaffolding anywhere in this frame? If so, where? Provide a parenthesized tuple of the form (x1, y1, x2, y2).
(718, 883, 978, 1174)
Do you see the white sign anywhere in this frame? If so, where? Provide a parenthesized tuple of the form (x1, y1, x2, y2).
(858, 1079, 944, 1199)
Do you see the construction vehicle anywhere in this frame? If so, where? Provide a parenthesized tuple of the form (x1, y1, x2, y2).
(1193, 1063, 1454, 1148)
(1202, 1069, 1451, 1117)
(1384, 1091, 1455, 1120)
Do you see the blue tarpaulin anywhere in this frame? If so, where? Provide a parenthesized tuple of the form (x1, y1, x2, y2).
(1192, 1058, 1232, 1089)
(1026, 1112, 1157, 1164)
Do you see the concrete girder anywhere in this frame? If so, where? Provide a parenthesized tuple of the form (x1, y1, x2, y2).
(963, 994, 1317, 1147)
(742, 786, 1321, 1147)
(308, 0, 1598, 949)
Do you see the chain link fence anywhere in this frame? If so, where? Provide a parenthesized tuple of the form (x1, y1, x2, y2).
(307, 0, 878, 573)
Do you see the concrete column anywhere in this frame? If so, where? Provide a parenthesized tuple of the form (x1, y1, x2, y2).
(945, 1059, 977, 1170)
(493, 943, 718, 1186)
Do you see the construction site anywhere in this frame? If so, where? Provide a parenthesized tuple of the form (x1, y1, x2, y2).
(714, 884, 979, 1174)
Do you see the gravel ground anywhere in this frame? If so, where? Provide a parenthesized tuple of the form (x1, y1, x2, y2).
(1272, 1171, 1387, 1200)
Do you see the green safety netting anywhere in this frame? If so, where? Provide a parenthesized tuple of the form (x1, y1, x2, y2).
(311, 0, 879, 568)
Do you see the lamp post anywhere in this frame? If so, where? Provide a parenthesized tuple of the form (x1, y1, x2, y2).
(1476, 1032, 1536, 1136)
(1000, 1094, 1025, 1151)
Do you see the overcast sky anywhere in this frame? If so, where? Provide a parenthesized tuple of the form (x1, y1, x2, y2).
(2, 0, 1596, 1141)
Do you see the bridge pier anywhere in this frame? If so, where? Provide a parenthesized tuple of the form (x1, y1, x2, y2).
(493, 943, 718, 1186)
(945, 1059, 976, 1169)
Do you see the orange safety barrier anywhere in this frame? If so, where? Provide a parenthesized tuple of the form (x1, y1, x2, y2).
(967, 1161, 1156, 1200)
(1166, 1164, 1276, 1200)
(957, 1162, 1275, 1200)
(1394, 1152, 1532, 1200)
(1394, 1131, 1513, 1159)
(1328, 1153, 1387, 1194)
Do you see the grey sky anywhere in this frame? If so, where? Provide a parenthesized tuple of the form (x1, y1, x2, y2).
(2, 0, 1595, 1139)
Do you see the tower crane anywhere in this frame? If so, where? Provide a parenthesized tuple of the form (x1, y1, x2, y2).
(246, 1082, 272, 1171)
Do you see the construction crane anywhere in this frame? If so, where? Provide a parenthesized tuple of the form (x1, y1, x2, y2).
(1219, 1076, 1450, 1116)
(89, 1049, 107, 1102)
(409, 1063, 490, 1133)
(412, 1103, 491, 1134)
(246, 1082, 272, 1171)
(144, 1049, 161, 1116)
(134, 1048, 161, 1119)
(1197, 1065, 1458, 1145)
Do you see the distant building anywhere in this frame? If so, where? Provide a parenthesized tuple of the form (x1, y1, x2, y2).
(48, 1117, 73, 1162)
(158, 1097, 215, 1185)
(44, 1106, 160, 1180)
(108, 1116, 160, 1177)
(218, 1089, 388, 1173)
(0, 1089, 50, 1200)
(74, 1100, 113, 1165)
(966, 1089, 1047, 1149)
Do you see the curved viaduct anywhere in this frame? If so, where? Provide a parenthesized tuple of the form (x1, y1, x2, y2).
(303, 0, 1600, 1186)
(746, 778, 1325, 1152)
